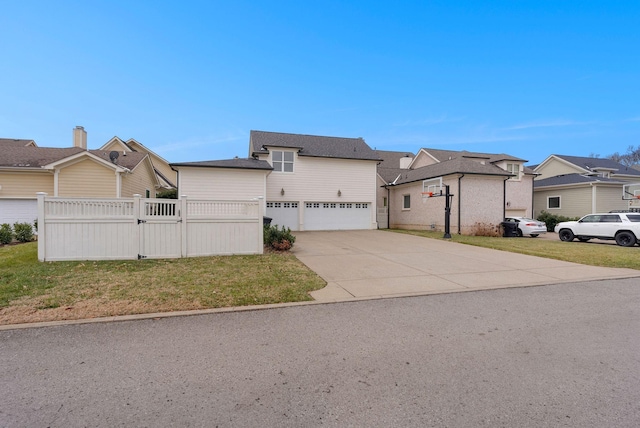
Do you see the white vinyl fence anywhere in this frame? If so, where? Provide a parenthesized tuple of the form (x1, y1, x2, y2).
(37, 193, 264, 261)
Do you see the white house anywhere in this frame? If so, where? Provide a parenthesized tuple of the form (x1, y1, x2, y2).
(171, 130, 381, 231)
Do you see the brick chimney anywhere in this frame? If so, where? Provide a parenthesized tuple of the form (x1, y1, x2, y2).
(73, 126, 87, 149)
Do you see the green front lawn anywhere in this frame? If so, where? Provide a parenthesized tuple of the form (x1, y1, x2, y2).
(0, 242, 326, 325)
(392, 230, 640, 270)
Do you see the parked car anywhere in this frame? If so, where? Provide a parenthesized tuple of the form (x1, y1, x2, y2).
(554, 212, 640, 247)
(503, 217, 547, 237)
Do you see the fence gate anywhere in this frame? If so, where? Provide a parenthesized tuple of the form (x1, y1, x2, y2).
(138, 199, 182, 259)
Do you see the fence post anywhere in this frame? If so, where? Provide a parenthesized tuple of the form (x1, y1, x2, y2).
(133, 194, 141, 259)
(37, 192, 47, 262)
(180, 195, 188, 257)
(257, 196, 264, 254)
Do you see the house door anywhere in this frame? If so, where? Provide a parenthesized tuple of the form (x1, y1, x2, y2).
(138, 199, 182, 259)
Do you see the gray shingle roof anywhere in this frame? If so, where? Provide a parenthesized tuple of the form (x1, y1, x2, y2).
(553, 154, 640, 176)
(0, 146, 84, 167)
(534, 173, 626, 188)
(250, 130, 380, 161)
(393, 157, 511, 186)
(0, 145, 147, 169)
(422, 148, 526, 164)
(375, 150, 415, 184)
(170, 158, 273, 171)
(0, 138, 36, 147)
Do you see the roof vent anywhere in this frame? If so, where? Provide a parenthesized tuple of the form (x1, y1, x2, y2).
(109, 151, 119, 164)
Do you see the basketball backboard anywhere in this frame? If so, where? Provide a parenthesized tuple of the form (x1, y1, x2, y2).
(422, 177, 443, 200)
(623, 182, 640, 208)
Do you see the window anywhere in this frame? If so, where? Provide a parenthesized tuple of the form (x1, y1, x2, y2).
(272, 151, 294, 172)
(403, 194, 411, 210)
(383, 197, 388, 207)
(506, 163, 520, 180)
(547, 196, 560, 209)
(627, 215, 640, 222)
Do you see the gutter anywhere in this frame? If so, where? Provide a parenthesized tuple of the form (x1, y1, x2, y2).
(503, 177, 510, 219)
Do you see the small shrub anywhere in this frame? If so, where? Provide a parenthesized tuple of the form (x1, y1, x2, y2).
(0, 223, 12, 245)
(13, 222, 34, 243)
(156, 189, 178, 199)
(471, 222, 501, 237)
(537, 210, 580, 232)
(264, 225, 296, 251)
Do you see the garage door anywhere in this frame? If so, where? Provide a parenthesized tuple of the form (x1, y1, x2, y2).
(266, 202, 299, 230)
(304, 202, 371, 231)
(0, 199, 38, 226)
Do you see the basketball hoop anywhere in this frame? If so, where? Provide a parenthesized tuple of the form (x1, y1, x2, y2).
(422, 192, 433, 198)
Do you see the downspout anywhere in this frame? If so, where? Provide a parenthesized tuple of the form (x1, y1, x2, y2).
(386, 186, 391, 229)
(503, 177, 510, 219)
(457, 174, 464, 234)
(531, 176, 535, 218)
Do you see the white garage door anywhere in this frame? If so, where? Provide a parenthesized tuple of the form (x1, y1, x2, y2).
(304, 202, 371, 231)
(266, 202, 300, 231)
(0, 199, 38, 226)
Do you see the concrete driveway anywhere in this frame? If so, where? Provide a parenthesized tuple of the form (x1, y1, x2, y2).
(292, 230, 640, 301)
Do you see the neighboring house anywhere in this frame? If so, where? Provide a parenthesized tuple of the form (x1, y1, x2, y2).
(100, 136, 177, 191)
(532, 155, 640, 218)
(0, 126, 159, 226)
(376, 148, 536, 234)
(172, 130, 381, 231)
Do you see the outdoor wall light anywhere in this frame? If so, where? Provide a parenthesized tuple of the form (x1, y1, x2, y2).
(281, 188, 285, 196)
(338, 190, 342, 197)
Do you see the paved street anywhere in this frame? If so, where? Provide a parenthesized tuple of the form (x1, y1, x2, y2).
(2, 278, 640, 427)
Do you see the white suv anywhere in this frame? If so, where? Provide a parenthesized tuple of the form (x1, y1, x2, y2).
(554, 212, 640, 247)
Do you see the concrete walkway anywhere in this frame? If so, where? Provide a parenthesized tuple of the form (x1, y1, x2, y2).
(292, 230, 640, 301)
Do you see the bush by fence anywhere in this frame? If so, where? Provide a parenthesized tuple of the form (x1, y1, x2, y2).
(13, 222, 34, 243)
(0, 223, 12, 245)
(264, 224, 296, 251)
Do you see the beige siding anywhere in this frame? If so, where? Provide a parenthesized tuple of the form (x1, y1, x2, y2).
(177, 167, 267, 200)
(595, 185, 628, 213)
(533, 187, 591, 218)
(411, 150, 439, 168)
(58, 159, 117, 197)
(148, 152, 177, 185)
(101, 139, 130, 152)
(535, 158, 584, 180)
(121, 160, 157, 197)
(0, 171, 54, 198)
(389, 175, 504, 235)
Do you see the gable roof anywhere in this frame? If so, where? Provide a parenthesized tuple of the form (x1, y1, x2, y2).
(171, 158, 273, 171)
(534, 173, 626, 188)
(0, 146, 85, 168)
(547, 154, 640, 176)
(0, 138, 37, 148)
(0, 145, 148, 171)
(250, 130, 380, 161)
(392, 157, 512, 186)
(375, 150, 415, 184)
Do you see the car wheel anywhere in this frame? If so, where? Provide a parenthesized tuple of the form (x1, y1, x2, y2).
(578, 237, 591, 242)
(559, 229, 575, 242)
(615, 231, 637, 247)
(530, 234, 538, 238)
(516, 229, 523, 237)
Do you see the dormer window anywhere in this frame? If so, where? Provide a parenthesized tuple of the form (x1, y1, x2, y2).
(506, 163, 520, 180)
(272, 150, 294, 172)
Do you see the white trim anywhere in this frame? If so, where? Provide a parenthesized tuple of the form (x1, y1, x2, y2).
(547, 195, 561, 209)
(402, 194, 411, 210)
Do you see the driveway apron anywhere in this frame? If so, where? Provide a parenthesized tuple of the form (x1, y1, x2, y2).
(292, 230, 640, 301)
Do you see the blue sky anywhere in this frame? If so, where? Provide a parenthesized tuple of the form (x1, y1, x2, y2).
(2, 1, 639, 165)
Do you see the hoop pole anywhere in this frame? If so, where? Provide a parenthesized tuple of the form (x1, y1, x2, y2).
(444, 184, 452, 239)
